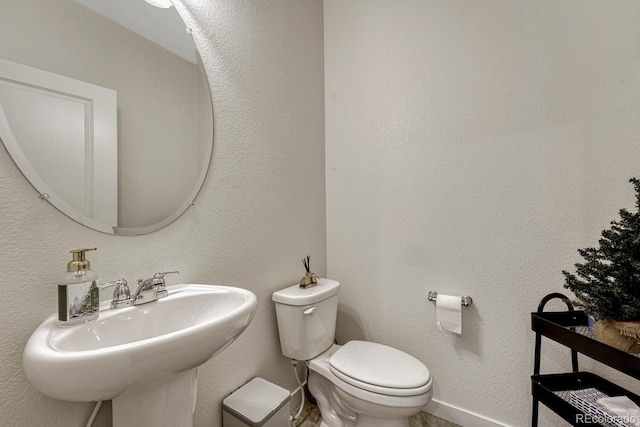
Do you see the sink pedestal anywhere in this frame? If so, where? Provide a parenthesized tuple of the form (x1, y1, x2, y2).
(112, 369, 198, 427)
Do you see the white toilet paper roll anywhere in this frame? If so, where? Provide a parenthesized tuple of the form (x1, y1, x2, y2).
(436, 294, 462, 335)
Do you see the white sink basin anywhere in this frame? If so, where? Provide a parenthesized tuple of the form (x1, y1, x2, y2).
(23, 284, 257, 414)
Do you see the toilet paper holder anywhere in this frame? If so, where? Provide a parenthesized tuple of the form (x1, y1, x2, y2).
(428, 291, 473, 307)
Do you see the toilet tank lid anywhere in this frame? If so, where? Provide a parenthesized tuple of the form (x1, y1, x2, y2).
(272, 278, 340, 306)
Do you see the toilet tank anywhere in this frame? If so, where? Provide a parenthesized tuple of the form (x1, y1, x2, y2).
(272, 278, 340, 361)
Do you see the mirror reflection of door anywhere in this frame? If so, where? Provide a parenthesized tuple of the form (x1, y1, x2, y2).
(0, 58, 118, 232)
(0, 0, 213, 235)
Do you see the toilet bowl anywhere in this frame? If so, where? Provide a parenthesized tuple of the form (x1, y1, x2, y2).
(308, 343, 432, 427)
(272, 279, 433, 427)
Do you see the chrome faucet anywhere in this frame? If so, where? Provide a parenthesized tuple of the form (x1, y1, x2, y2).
(133, 271, 179, 306)
(99, 279, 133, 309)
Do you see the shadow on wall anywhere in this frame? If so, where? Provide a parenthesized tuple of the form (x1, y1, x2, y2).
(337, 301, 483, 359)
(336, 303, 366, 343)
(425, 298, 483, 359)
(452, 305, 482, 358)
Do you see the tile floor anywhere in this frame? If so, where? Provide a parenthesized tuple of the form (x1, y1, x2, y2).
(290, 402, 460, 427)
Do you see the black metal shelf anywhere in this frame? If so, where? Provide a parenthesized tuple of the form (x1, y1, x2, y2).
(532, 372, 640, 426)
(531, 294, 640, 426)
(531, 311, 640, 380)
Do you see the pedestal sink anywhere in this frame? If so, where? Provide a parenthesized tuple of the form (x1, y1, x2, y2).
(23, 284, 257, 427)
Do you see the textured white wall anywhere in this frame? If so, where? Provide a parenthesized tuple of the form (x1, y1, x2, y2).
(325, 1, 640, 425)
(0, 0, 325, 426)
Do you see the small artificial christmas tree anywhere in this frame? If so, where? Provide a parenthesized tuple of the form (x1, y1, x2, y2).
(563, 178, 640, 322)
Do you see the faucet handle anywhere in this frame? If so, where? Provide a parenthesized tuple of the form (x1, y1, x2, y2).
(152, 272, 178, 299)
(99, 279, 133, 309)
(137, 271, 179, 290)
(134, 271, 178, 304)
(152, 271, 179, 288)
(112, 279, 131, 301)
(99, 278, 128, 292)
(154, 271, 180, 279)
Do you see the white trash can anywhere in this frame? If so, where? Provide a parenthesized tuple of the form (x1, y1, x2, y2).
(222, 377, 291, 427)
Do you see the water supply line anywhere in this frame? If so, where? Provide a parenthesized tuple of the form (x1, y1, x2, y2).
(85, 401, 103, 427)
(290, 359, 306, 422)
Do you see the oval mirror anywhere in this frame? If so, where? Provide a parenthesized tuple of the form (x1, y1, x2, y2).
(0, 0, 213, 235)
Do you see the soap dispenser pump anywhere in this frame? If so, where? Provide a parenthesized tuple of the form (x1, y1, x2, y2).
(58, 248, 99, 325)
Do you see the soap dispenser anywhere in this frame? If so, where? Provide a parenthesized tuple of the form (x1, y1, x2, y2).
(58, 248, 99, 325)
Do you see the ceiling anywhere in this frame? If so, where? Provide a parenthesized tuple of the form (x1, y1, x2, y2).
(74, 0, 196, 64)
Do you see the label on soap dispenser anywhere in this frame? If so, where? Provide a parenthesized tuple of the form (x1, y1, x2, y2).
(58, 280, 99, 323)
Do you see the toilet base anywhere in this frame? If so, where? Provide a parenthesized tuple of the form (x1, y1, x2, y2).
(308, 360, 428, 427)
(355, 416, 409, 427)
(317, 412, 410, 427)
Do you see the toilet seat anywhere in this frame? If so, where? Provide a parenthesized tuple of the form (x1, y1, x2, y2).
(309, 344, 433, 409)
(329, 340, 431, 397)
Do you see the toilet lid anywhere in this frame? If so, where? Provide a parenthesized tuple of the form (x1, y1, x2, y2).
(329, 341, 430, 393)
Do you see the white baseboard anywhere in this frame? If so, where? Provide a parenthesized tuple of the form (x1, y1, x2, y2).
(425, 399, 513, 427)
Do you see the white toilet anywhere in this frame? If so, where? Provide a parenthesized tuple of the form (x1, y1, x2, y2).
(272, 278, 432, 427)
